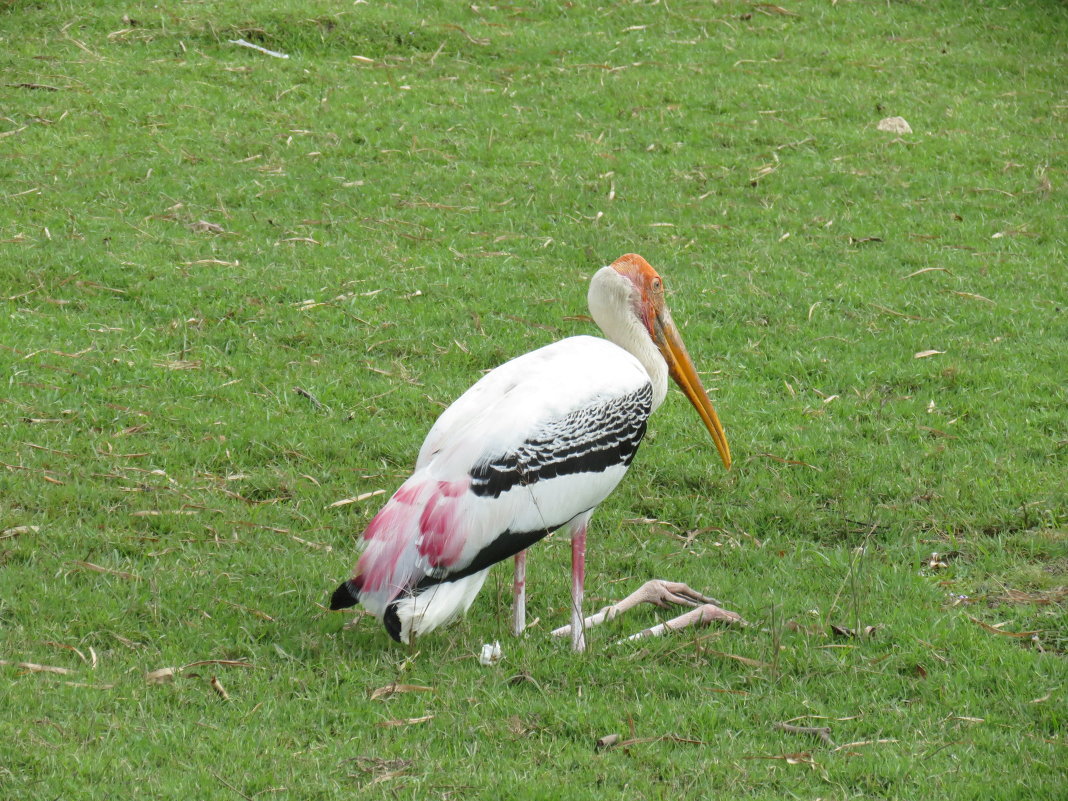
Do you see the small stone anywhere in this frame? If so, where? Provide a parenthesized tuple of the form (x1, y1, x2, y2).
(877, 116, 912, 134)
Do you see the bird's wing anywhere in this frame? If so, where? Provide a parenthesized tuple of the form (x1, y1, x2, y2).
(347, 336, 653, 616)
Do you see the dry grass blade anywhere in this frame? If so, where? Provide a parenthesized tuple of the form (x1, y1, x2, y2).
(155, 359, 201, 370)
(506, 671, 544, 690)
(967, 615, 1042, 638)
(871, 303, 923, 320)
(833, 738, 899, 752)
(292, 386, 325, 409)
(229, 38, 288, 59)
(701, 648, 772, 668)
(209, 675, 230, 700)
(327, 489, 386, 508)
(7, 82, 60, 91)
(207, 768, 256, 801)
(596, 733, 705, 751)
(146, 661, 253, 684)
(369, 683, 434, 700)
(752, 452, 821, 471)
(774, 723, 835, 746)
(347, 755, 413, 786)
(753, 3, 800, 16)
(0, 660, 76, 675)
(1, 525, 39, 539)
(182, 660, 257, 670)
(990, 587, 1068, 605)
(350, 756, 413, 774)
(183, 259, 239, 267)
(440, 23, 490, 45)
(377, 715, 434, 728)
(61, 681, 115, 689)
(289, 535, 331, 552)
(621, 734, 706, 747)
(743, 752, 817, 765)
(69, 561, 141, 581)
(43, 641, 87, 664)
(903, 267, 950, 278)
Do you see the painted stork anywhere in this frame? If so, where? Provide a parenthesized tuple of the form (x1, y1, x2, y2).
(330, 254, 741, 649)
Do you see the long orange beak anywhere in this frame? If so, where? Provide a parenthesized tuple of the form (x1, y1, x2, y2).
(653, 309, 732, 470)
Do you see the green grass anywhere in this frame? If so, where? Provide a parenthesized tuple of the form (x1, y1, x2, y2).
(1, 0, 1066, 797)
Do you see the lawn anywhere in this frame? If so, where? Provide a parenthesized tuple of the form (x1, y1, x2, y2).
(1, 0, 1065, 798)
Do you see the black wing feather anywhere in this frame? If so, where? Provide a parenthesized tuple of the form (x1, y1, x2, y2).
(469, 384, 652, 498)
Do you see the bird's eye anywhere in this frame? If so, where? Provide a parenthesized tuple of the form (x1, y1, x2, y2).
(652, 278, 662, 291)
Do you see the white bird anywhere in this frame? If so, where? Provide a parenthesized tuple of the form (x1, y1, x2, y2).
(330, 254, 741, 649)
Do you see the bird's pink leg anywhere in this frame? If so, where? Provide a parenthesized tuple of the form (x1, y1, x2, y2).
(552, 579, 744, 642)
(511, 549, 527, 636)
(570, 522, 587, 652)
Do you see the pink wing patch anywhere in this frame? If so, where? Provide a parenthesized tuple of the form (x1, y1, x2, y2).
(418, 491, 463, 567)
(354, 477, 471, 597)
(393, 483, 423, 505)
(361, 504, 401, 542)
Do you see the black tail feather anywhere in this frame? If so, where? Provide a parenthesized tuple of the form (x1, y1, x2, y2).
(383, 602, 403, 642)
(330, 580, 359, 610)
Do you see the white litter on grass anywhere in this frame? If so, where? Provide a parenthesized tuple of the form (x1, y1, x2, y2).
(479, 641, 503, 666)
(229, 38, 289, 59)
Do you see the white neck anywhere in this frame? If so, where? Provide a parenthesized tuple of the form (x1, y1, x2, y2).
(588, 266, 669, 410)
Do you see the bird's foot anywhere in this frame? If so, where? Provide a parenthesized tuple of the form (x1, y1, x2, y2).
(624, 602, 744, 640)
(550, 579, 745, 641)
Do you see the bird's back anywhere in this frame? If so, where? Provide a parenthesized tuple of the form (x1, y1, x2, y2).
(417, 336, 649, 469)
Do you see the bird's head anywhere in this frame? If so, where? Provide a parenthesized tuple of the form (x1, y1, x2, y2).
(590, 254, 731, 470)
